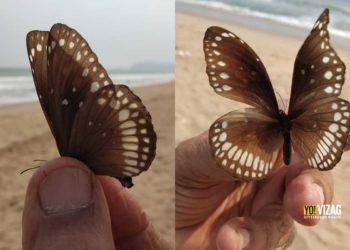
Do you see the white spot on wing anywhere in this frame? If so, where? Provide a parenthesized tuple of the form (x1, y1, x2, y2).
(61, 99, 68, 105)
(119, 109, 130, 121)
(59, 39, 65, 47)
(90, 82, 99, 93)
(324, 71, 333, 80)
(228, 146, 238, 158)
(324, 86, 333, 94)
(322, 56, 330, 63)
(240, 151, 248, 165)
(329, 123, 339, 133)
(219, 132, 227, 142)
(222, 85, 232, 91)
(222, 142, 232, 151)
(233, 149, 242, 161)
(220, 72, 230, 79)
(82, 68, 89, 77)
(36, 44, 42, 52)
(75, 51, 82, 61)
(246, 153, 253, 167)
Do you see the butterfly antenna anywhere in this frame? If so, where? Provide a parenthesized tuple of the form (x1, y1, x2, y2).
(20, 166, 41, 175)
(33, 159, 46, 162)
(20, 159, 46, 174)
(276, 91, 287, 111)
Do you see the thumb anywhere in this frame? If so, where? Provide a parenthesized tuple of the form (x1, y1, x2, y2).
(22, 157, 114, 250)
(216, 205, 295, 250)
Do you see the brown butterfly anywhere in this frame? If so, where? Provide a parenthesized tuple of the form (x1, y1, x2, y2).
(204, 9, 350, 180)
(26, 23, 156, 187)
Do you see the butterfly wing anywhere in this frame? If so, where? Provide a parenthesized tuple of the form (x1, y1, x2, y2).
(291, 98, 350, 169)
(210, 108, 283, 180)
(204, 26, 279, 116)
(288, 9, 345, 116)
(27, 23, 156, 185)
(69, 84, 156, 185)
(289, 9, 350, 170)
(26, 31, 57, 136)
(44, 23, 115, 155)
(26, 24, 112, 155)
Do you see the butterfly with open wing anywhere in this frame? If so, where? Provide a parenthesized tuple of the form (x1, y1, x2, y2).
(204, 9, 350, 180)
(26, 24, 156, 188)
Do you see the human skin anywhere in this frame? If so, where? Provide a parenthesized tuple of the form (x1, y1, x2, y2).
(22, 157, 170, 250)
(176, 132, 336, 250)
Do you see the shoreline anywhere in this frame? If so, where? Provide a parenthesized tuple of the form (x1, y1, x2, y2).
(0, 82, 174, 149)
(176, 1, 350, 49)
(0, 80, 174, 107)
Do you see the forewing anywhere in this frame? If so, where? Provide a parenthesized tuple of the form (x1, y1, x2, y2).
(26, 31, 55, 132)
(204, 26, 279, 116)
(69, 84, 156, 181)
(46, 23, 113, 155)
(291, 98, 350, 170)
(210, 108, 283, 180)
(289, 9, 345, 116)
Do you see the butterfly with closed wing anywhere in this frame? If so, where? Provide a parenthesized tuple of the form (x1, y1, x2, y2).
(204, 9, 350, 180)
(26, 24, 156, 188)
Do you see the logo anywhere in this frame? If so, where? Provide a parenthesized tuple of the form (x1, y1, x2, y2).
(304, 204, 341, 219)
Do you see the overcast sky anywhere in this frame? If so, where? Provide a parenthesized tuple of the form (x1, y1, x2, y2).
(0, 0, 174, 69)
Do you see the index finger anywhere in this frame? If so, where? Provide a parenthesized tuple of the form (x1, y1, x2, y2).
(98, 176, 170, 249)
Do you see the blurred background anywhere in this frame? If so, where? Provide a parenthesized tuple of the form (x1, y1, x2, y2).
(0, 0, 174, 249)
(176, 0, 350, 249)
(0, 0, 174, 104)
(177, 0, 350, 40)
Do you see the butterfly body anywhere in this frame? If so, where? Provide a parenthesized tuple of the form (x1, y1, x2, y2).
(278, 109, 292, 165)
(204, 9, 350, 180)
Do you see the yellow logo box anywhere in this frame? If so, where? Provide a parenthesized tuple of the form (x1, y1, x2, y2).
(304, 205, 318, 215)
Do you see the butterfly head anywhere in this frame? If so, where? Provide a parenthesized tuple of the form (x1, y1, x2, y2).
(117, 176, 134, 188)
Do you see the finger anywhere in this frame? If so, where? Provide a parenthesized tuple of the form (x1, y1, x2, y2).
(216, 205, 295, 250)
(345, 134, 350, 150)
(176, 131, 238, 228)
(98, 176, 171, 250)
(176, 131, 233, 182)
(22, 157, 114, 250)
(284, 167, 333, 226)
(249, 152, 305, 215)
(252, 151, 325, 215)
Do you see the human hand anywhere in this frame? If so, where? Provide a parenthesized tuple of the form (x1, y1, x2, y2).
(176, 132, 334, 250)
(22, 157, 169, 250)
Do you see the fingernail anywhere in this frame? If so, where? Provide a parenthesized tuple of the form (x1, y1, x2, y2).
(217, 224, 250, 250)
(39, 167, 93, 214)
(312, 183, 325, 204)
(238, 228, 250, 249)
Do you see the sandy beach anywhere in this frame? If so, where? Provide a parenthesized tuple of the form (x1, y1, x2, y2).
(176, 10, 350, 250)
(0, 82, 174, 249)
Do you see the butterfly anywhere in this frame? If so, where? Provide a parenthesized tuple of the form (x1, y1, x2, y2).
(26, 23, 156, 187)
(203, 9, 350, 180)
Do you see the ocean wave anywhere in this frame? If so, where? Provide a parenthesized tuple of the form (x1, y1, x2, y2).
(177, 0, 350, 39)
(0, 73, 174, 105)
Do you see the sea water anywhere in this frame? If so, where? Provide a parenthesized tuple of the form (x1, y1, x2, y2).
(177, 0, 350, 39)
(0, 68, 173, 105)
